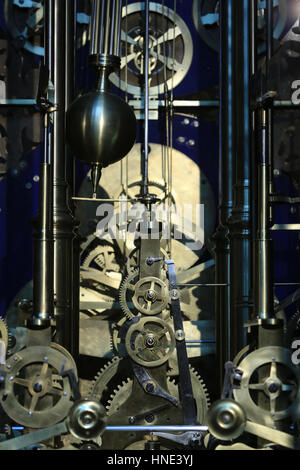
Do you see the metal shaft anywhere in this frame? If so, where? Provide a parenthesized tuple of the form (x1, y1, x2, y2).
(65, 0, 79, 359)
(254, 108, 274, 319)
(31, 0, 54, 326)
(266, 0, 275, 224)
(214, 0, 235, 393)
(52, 0, 75, 351)
(228, 0, 253, 359)
(89, 0, 122, 61)
(142, 0, 150, 197)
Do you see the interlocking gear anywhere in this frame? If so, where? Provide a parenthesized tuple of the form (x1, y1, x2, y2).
(119, 269, 141, 320)
(132, 277, 169, 316)
(0, 345, 76, 428)
(106, 365, 210, 425)
(119, 270, 170, 320)
(233, 346, 300, 427)
(125, 317, 176, 367)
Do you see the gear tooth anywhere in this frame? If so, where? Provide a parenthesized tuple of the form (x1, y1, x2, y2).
(119, 269, 139, 321)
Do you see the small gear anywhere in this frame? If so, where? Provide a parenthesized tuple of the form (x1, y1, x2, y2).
(125, 316, 176, 367)
(132, 277, 169, 316)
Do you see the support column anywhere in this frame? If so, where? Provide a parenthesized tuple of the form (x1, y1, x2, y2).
(214, 0, 235, 393)
(52, 0, 75, 352)
(228, 0, 253, 360)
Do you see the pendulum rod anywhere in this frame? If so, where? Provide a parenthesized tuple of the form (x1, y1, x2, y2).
(142, 0, 150, 198)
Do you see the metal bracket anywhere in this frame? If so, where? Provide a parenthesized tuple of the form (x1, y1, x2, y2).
(132, 362, 178, 407)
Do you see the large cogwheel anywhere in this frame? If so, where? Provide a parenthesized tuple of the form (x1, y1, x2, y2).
(88, 357, 128, 405)
(106, 365, 210, 425)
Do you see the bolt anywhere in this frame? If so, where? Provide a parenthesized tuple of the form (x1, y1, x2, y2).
(6, 365, 11, 369)
(145, 382, 155, 393)
(81, 411, 94, 426)
(33, 175, 40, 183)
(9, 376, 14, 382)
(43, 357, 48, 362)
(33, 382, 43, 393)
(268, 382, 280, 394)
(129, 416, 135, 424)
(145, 414, 154, 423)
(13, 357, 18, 362)
(146, 337, 155, 346)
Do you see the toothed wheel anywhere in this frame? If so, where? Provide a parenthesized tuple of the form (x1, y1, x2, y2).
(125, 316, 175, 367)
(132, 277, 169, 316)
(106, 366, 210, 424)
(88, 357, 127, 405)
(119, 269, 141, 320)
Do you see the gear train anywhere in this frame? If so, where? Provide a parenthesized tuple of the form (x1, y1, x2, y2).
(1, 0, 300, 452)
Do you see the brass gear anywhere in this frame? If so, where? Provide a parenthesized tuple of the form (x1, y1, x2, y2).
(132, 277, 169, 316)
(88, 356, 124, 403)
(106, 366, 210, 424)
(124, 316, 176, 367)
(233, 346, 300, 427)
(119, 269, 141, 320)
(0, 345, 75, 428)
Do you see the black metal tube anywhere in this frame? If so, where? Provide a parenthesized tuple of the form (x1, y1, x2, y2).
(32, 162, 54, 325)
(214, 0, 235, 393)
(65, 0, 79, 359)
(143, 0, 150, 196)
(31, 0, 54, 326)
(52, 0, 75, 350)
(228, 0, 252, 359)
(266, 0, 274, 224)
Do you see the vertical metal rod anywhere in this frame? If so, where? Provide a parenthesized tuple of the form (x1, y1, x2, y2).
(53, 0, 74, 351)
(250, 0, 258, 308)
(31, 0, 54, 326)
(266, 0, 274, 224)
(143, 0, 150, 196)
(254, 107, 274, 319)
(104, 0, 112, 55)
(65, 0, 79, 358)
(115, 0, 122, 56)
(229, 0, 252, 359)
(109, 0, 117, 55)
(214, 0, 235, 394)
